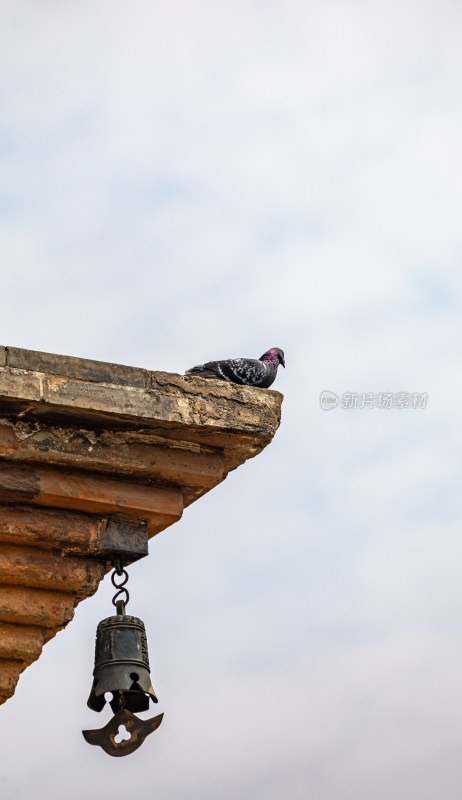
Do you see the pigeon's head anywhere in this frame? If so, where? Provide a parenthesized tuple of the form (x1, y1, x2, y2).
(261, 347, 285, 368)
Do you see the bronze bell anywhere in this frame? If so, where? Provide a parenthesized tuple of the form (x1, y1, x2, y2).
(82, 564, 163, 757)
(87, 613, 158, 714)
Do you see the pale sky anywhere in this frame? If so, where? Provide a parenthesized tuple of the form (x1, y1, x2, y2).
(1, 2, 462, 799)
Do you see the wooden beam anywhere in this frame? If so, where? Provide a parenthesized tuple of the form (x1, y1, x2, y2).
(0, 622, 46, 661)
(0, 586, 76, 628)
(0, 543, 105, 594)
(1, 423, 224, 488)
(0, 504, 100, 551)
(0, 463, 183, 527)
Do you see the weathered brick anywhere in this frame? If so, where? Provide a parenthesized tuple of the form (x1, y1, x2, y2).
(42, 376, 168, 422)
(0, 424, 18, 455)
(0, 463, 40, 502)
(6, 346, 149, 388)
(36, 466, 183, 522)
(0, 367, 42, 402)
(0, 543, 105, 594)
(6, 424, 224, 487)
(41, 373, 282, 447)
(0, 505, 100, 551)
(0, 660, 22, 701)
(0, 585, 75, 627)
(0, 622, 46, 661)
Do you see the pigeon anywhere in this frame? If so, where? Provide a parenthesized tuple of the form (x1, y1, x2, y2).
(185, 347, 285, 388)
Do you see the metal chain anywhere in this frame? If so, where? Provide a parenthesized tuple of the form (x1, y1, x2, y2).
(111, 559, 130, 609)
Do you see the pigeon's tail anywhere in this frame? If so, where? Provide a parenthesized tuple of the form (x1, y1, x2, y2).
(185, 365, 222, 379)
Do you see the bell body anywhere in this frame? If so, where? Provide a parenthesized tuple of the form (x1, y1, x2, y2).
(87, 613, 157, 714)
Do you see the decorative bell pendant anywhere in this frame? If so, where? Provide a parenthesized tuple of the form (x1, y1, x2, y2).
(82, 562, 163, 757)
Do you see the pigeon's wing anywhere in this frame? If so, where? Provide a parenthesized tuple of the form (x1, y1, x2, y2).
(221, 358, 267, 385)
(185, 361, 225, 379)
(186, 358, 268, 385)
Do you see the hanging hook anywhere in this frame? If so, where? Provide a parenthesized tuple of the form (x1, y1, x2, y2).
(111, 559, 130, 614)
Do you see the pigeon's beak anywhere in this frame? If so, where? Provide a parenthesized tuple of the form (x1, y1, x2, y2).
(280, 354, 285, 368)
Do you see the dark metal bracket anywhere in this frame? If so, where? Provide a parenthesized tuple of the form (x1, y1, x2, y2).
(96, 516, 149, 566)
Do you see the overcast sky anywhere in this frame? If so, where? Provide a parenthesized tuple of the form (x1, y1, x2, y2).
(1, 2, 462, 798)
